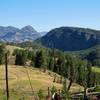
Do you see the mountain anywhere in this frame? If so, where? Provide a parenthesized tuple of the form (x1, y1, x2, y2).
(0, 25, 41, 43)
(37, 27, 100, 51)
(0, 26, 19, 35)
(40, 31, 47, 36)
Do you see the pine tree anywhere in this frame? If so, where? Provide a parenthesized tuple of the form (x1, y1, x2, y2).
(77, 61, 85, 85)
(87, 62, 92, 87)
(15, 49, 28, 66)
(34, 50, 44, 68)
(0, 44, 5, 64)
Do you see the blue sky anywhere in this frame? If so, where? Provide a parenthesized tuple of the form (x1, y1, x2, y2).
(0, 0, 100, 31)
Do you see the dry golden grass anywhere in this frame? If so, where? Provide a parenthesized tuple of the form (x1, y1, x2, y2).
(0, 45, 84, 99)
(6, 45, 22, 54)
(0, 65, 83, 99)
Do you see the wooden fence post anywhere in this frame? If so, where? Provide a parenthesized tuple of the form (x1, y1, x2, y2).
(5, 53, 9, 100)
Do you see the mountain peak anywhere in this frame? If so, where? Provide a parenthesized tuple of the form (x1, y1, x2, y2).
(0, 25, 41, 43)
(22, 25, 33, 28)
(21, 25, 37, 33)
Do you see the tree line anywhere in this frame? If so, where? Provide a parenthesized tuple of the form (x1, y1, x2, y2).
(13, 47, 100, 88)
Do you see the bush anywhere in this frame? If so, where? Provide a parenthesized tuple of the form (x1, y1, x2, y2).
(61, 80, 70, 100)
(37, 89, 44, 100)
(51, 86, 57, 95)
(93, 86, 100, 92)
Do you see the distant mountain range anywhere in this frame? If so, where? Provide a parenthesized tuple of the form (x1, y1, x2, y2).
(1, 25, 100, 51)
(0, 25, 47, 43)
(37, 27, 100, 51)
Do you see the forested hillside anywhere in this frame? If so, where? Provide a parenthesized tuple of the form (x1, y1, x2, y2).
(0, 43, 100, 99)
(37, 27, 100, 51)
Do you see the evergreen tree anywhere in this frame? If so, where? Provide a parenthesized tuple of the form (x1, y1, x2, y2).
(34, 50, 44, 68)
(87, 62, 93, 87)
(15, 49, 28, 66)
(77, 60, 86, 85)
(86, 49, 100, 66)
(27, 50, 34, 60)
(0, 44, 5, 64)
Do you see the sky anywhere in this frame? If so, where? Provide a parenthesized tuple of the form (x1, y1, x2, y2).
(0, 0, 100, 32)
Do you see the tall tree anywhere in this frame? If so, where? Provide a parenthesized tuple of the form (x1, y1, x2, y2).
(0, 44, 5, 64)
(77, 60, 86, 85)
(15, 49, 28, 66)
(87, 62, 92, 87)
(34, 50, 44, 69)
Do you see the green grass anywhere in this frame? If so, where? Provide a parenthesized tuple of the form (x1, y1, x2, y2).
(92, 67, 100, 74)
(6, 45, 22, 54)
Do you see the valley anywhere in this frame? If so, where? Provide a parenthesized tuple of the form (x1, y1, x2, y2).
(0, 0, 100, 99)
(0, 44, 100, 99)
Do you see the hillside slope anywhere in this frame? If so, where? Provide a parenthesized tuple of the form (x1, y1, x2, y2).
(0, 65, 83, 100)
(37, 27, 100, 51)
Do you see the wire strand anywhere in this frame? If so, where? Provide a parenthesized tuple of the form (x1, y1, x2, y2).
(24, 65, 35, 96)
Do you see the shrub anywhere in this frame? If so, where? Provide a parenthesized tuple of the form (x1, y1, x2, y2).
(37, 89, 44, 100)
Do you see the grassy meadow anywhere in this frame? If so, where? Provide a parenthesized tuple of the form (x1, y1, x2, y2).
(92, 67, 100, 74)
(0, 65, 83, 100)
